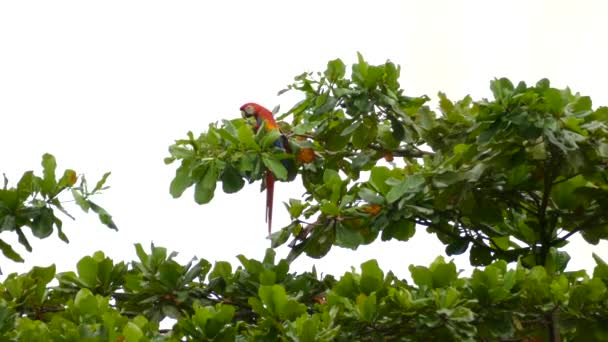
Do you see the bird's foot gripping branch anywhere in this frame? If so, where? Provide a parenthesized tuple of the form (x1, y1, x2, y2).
(167, 53, 608, 270)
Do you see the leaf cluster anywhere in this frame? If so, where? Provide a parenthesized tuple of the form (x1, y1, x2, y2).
(0, 154, 116, 265)
(2, 246, 608, 341)
(167, 55, 608, 269)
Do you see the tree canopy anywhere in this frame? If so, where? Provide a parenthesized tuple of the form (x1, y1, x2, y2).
(1, 55, 608, 340)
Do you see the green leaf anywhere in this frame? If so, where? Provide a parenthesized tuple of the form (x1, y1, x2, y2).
(258, 284, 288, 317)
(57, 169, 77, 188)
(0, 238, 23, 262)
(287, 199, 305, 218)
(351, 118, 378, 149)
(369, 167, 392, 195)
(544, 88, 564, 113)
(88, 201, 118, 230)
(170, 161, 194, 198)
(551, 175, 588, 210)
(92, 172, 111, 193)
(360, 259, 383, 295)
(325, 58, 346, 82)
(320, 202, 340, 216)
(220, 165, 244, 194)
(209, 261, 232, 282)
(238, 125, 257, 148)
(447, 306, 475, 323)
(72, 189, 89, 212)
(446, 239, 469, 256)
(259, 129, 282, 149)
(388, 115, 406, 141)
(325, 123, 350, 151)
(41, 153, 57, 194)
(74, 288, 98, 316)
(386, 175, 425, 203)
(31, 207, 54, 238)
(587, 277, 607, 302)
(194, 165, 218, 204)
(335, 223, 363, 249)
(432, 171, 461, 188)
(216, 127, 240, 145)
(381, 218, 415, 242)
(159, 261, 182, 288)
(409, 265, 433, 289)
(470, 244, 492, 266)
(430, 258, 457, 288)
(77, 256, 99, 288)
(123, 321, 144, 342)
(16, 171, 34, 201)
(262, 156, 288, 181)
(490, 78, 514, 102)
(356, 293, 377, 322)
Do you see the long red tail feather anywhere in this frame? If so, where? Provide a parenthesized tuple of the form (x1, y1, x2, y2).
(265, 171, 275, 236)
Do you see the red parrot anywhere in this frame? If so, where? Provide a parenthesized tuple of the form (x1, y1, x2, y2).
(240, 102, 292, 235)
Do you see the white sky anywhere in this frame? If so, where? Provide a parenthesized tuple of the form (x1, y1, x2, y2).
(1, 1, 607, 279)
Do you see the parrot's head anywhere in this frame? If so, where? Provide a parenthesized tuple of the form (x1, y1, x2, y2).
(240, 102, 262, 119)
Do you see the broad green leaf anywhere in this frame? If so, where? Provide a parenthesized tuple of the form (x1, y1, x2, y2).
(209, 261, 232, 282)
(470, 245, 492, 266)
(551, 175, 588, 210)
(360, 259, 383, 295)
(386, 175, 425, 203)
(544, 88, 564, 113)
(432, 171, 461, 188)
(587, 277, 607, 302)
(41, 153, 57, 194)
(409, 265, 433, 289)
(430, 258, 457, 289)
(220, 164, 244, 194)
(170, 161, 193, 198)
(159, 261, 182, 288)
(325, 58, 346, 82)
(446, 240, 469, 256)
(262, 156, 288, 181)
(16, 171, 34, 201)
(351, 117, 378, 148)
(356, 293, 377, 322)
(194, 165, 218, 204)
(320, 202, 340, 216)
(123, 321, 144, 342)
(381, 218, 415, 242)
(258, 284, 287, 317)
(77, 256, 99, 288)
(31, 207, 54, 238)
(335, 223, 363, 249)
(490, 78, 514, 102)
(259, 129, 282, 149)
(447, 306, 475, 323)
(74, 289, 98, 316)
(369, 167, 392, 195)
(237, 125, 257, 148)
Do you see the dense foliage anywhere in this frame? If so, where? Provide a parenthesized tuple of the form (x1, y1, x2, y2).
(2, 55, 608, 340)
(1, 244, 608, 341)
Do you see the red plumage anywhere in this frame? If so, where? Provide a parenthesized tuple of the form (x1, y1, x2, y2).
(240, 102, 283, 235)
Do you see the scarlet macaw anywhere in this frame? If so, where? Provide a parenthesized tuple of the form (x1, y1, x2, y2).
(240, 102, 292, 235)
